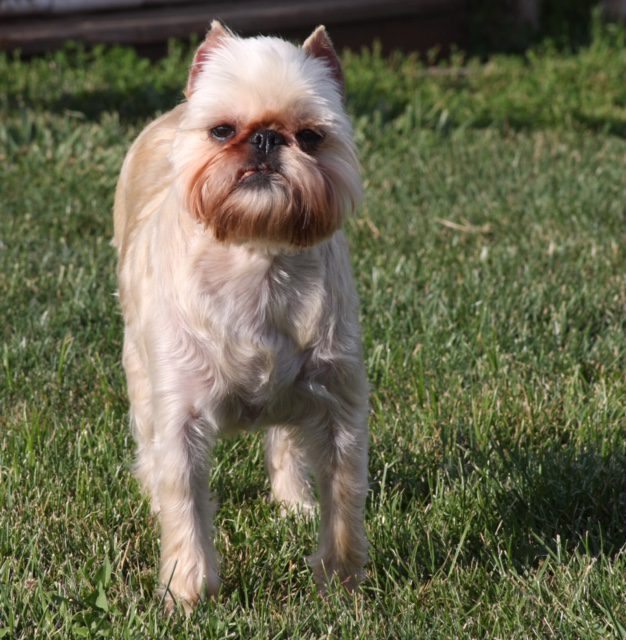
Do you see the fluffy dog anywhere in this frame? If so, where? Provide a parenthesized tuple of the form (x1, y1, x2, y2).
(113, 21, 368, 610)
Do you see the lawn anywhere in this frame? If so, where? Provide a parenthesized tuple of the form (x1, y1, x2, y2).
(1, 20, 625, 638)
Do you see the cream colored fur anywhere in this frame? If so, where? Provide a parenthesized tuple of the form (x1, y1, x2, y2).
(113, 22, 368, 611)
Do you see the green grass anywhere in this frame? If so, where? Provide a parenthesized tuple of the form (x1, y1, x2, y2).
(1, 21, 625, 638)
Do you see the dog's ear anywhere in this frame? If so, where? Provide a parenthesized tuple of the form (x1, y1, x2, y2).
(303, 25, 344, 96)
(186, 20, 232, 98)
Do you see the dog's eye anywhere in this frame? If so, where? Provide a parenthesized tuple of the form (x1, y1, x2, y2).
(296, 128, 324, 152)
(210, 124, 236, 141)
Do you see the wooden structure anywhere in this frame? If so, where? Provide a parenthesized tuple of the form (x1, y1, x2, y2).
(0, 0, 469, 55)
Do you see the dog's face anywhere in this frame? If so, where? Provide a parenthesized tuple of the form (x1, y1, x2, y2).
(173, 22, 362, 248)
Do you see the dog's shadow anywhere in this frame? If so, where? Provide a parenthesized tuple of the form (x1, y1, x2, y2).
(367, 437, 624, 582)
(207, 429, 623, 586)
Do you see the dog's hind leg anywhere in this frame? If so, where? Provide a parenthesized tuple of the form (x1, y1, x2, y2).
(265, 426, 315, 514)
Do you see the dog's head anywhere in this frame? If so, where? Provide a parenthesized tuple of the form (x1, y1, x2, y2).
(173, 21, 362, 248)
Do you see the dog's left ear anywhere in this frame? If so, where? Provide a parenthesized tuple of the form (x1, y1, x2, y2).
(186, 20, 232, 98)
(303, 26, 344, 96)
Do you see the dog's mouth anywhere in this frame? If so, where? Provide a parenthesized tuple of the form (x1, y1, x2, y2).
(237, 165, 283, 187)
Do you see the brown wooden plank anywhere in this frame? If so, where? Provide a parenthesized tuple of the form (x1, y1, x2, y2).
(0, 0, 468, 54)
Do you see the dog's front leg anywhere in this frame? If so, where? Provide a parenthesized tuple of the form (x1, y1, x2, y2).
(153, 403, 220, 612)
(306, 406, 369, 591)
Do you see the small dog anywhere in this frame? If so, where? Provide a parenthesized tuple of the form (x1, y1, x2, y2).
(113, 21, 368, 610)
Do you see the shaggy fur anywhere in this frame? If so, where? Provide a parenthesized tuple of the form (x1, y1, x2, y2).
(113, 21, 368, 611)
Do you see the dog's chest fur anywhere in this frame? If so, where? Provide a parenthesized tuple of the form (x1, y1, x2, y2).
(184, 240, 330, 428)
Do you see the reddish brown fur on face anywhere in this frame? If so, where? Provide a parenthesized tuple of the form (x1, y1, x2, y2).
(184, 122, 344, 247)
(185, 147, 241, 226)
(213, 166, 339, 247)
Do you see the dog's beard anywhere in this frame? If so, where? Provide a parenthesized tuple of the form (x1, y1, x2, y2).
(174, 21, 362, 249)
(185, 146, 357, 247)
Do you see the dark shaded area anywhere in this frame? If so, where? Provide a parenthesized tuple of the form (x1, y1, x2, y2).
(2, 37, 622, 139)
(469, 0, 613, 54)
(1, 0, 619, 59)
(1, 2, 622, 137)
(54, 84, 184, 124)
(368, 436, 625, 580)
(0, 0, 469, 57)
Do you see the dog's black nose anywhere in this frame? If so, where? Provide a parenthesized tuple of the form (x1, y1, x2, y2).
(249, 129, 286, 156)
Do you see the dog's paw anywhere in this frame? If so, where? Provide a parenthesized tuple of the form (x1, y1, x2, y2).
(159, 553, 219, 614)
(307, 551, 366, 594)
(272, 495, 317, 518)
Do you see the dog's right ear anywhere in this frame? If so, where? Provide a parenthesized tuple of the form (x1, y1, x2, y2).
(186, 20, 232, 98)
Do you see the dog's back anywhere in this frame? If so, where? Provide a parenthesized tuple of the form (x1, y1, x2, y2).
(113, 104, 184, 259)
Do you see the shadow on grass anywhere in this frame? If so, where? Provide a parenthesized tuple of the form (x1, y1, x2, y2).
(52, 84, 183, 124)
(35, 82, 626, 139)
(369, 439, 624, 579)
(1, 42, 188, 126)
(4, 30, 624, 137)
(489, 443, 623, 554)
(573, 111, 626, 137)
